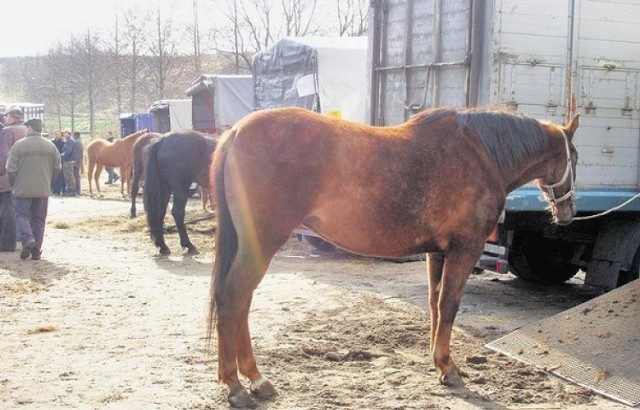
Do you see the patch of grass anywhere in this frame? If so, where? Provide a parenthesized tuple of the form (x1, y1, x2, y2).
(51, 221, 71, 229)
(99, 391, 125, 403)
(3, 282, 47, 293)
(120, 219, 146, 233)
(26, 326, 57, 335)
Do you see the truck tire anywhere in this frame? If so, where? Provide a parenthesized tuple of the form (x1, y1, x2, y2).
(305, 235, 337, 252)
(508, 232, 580, 284)
(618, 246, 640, 286)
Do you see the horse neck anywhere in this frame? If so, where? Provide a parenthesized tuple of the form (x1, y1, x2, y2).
(503, 144, 558, 193)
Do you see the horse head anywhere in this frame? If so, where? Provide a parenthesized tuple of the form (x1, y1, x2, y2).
(537, 115, 579, 225)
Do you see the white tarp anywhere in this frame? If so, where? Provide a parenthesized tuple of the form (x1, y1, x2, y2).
(149, 99, 192, 132)
(253, 36, 368, 123)
(186, 74, 253, 133)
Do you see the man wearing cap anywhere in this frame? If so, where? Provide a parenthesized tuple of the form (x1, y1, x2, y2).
(6, 118, 61, 260)
(0, 107, 27, 251)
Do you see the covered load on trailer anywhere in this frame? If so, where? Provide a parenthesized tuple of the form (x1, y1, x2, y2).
(369, 0, 640, 290)
(253, 36, 368, 123)
(149, 99, 192, 134)
(185, 74, 253, 134)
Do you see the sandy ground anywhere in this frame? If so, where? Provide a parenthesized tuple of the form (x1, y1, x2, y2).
(0, 187, 631, 409)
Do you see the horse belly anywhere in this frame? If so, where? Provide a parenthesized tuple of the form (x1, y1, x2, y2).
(303, 202, 440, 258)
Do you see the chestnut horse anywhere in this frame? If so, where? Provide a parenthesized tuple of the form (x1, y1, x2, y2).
(207, 107, 579, 407)
(129, 132, 162, 218)
(86, 129, 149, 197)
(144, 130, 218, 255)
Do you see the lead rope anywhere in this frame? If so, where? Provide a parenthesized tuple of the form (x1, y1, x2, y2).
(573, 192, 640, 221)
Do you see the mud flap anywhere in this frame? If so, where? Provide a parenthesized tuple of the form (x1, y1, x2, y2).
(585, 218, 640, 290)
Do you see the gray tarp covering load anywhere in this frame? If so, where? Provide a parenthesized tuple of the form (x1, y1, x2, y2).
(252, 36, 368, 123)
(149, 99, 192, 133)
(185, 74, 253, 134)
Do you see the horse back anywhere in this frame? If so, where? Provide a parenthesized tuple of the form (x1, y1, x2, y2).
(225, 107, 505, 257)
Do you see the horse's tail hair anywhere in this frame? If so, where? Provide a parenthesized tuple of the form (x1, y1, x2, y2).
(144, 138, 169, 246)
(206, 128, 239, 355)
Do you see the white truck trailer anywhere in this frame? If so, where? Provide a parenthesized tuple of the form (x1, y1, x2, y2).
(369, 0, 640, 290)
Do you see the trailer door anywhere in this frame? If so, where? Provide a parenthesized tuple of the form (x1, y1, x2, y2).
(370, 0, 475, 126)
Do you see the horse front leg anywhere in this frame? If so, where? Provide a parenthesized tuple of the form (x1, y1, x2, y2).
(430, 245, 482, 387)
(426, 253, 445, 354)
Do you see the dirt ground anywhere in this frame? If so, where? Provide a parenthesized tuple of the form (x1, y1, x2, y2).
(0, 185, 631, 409)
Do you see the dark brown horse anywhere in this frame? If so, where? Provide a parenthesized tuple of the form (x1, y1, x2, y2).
(144, 130, 218, 255)
(208, 107, 579, 407)
(86, 129, 149, 197)
(130, 132, 162, 218)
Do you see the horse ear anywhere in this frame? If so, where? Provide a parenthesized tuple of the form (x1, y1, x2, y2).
(564, 114, 580, 138)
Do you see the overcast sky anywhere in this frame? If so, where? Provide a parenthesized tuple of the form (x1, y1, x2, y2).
(0, 0, 200, 58)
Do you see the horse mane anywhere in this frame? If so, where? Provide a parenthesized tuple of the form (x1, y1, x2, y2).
(413, 107, 549, 171)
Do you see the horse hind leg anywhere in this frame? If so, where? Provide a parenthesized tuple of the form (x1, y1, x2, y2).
(236, 300, 277, 399)
(94, 165, 105, 197)
(171, 191, 197, 254)
(154, 190, 172, 256)
(218, 233, 289, 407)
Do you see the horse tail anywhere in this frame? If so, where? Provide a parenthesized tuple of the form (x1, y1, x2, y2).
(144, 138, 168, 246)
(206, 128, 239, 353)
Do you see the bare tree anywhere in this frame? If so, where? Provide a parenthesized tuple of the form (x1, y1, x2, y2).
(106, 9, 125, 114)
(336, 0, 369, 36)
(76, 28, 101, 137)
(121, 8, 147, 112)
(281, 0, 318, 37)
(146, 3, 184, 100)
(192, 0, 202, 73)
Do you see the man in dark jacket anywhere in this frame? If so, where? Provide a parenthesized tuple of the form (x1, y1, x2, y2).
(7, 118, 61, 260)
(0, 107, 27, 251)
(60, 129, 76, 196)
(72, 131, 84, 195)
(50, 130, 66, 195)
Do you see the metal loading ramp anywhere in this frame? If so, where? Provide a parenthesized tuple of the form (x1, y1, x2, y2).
(486, 280, 640, 407)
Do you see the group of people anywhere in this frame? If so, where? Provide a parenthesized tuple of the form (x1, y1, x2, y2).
(0, 107, 62, 261)
(0, 109, 121, 261)
(51, 128, 84, 195)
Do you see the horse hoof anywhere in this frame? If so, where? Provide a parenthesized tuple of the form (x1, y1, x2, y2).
(160, 248, 171, 256)
(250, 377, 277, 399)
(187, 247, 199, 255)
(228, 384, 256, 408)
(439, 369, 464, 387)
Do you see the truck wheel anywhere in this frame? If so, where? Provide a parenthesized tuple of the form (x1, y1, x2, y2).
(508, 232, 580, 284)
(305, 236, 337, 252)
(618, 246, 640, 286)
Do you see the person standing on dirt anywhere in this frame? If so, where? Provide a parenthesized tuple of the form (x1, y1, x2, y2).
(103, 130, 119, 184)
(0, 107, 27, 252)
(72, 131, 84, 195)
(50, 130, 66, 195)
(6, 118, 61, 260)
(60, 129, 76, 196)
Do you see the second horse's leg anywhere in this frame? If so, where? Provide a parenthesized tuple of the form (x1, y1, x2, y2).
(171, 190, 197, 254)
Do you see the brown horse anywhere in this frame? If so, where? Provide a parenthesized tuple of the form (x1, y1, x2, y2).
(208, 107, 579, 407)
(130, 132, 162, 218)
(86, 129, 149, 197)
